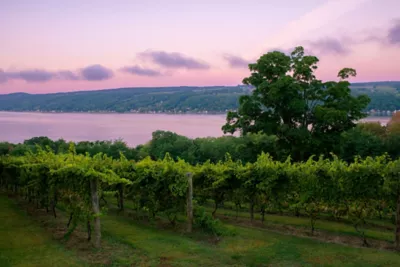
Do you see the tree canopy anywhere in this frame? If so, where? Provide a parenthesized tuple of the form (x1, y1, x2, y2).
(222, 46, 370, 160)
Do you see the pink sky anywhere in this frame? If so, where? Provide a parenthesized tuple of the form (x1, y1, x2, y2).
(1, 0, 400, 94)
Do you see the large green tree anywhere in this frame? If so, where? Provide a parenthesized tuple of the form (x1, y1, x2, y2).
(222, 46, 370, 160)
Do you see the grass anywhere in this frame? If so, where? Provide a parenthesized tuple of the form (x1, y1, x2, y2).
(205, 206, 394, 242)
(106, 196, 395, 243)
(0, 195, 84, 267)
(2, 194, 400, 266)
(101, 212, 400, 266)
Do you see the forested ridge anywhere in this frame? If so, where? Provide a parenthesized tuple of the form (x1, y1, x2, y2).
(0, 86, 250, 113)
(1, 81, 400, 114)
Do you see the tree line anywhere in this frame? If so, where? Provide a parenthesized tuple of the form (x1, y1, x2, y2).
(0, 79, 399, 115)
(2, 115, 399, 166)
(0, 86, 248, 113)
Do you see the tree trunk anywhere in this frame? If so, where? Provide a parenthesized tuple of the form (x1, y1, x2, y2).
(362, 232, 369, 247)
(310, 215, 315, 235)
(28, 189, 32, 203)
(355, 223, 369, 247)
(52, 202, 57, 218)
(186, 173, 193, 233)
(294, 207, 300, 217)
(212, 200, 218, 218)
(90, 179, 101, 248)
(100, 195, 107, 206)
(235, 204, 239, 220)
(118, 184, 124, 211)
(87, 220, 91, 241)
(261, 206, 266, 224)
(67, 213, 73, 228)
(250, 200, 255, 223)
(51, 192, 57, 218)
(250, 206, 254, 223)
(116, 194, 120, 209)
(395, 193, 400, 250)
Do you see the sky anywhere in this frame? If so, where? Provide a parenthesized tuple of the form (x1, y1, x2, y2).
(1, 0, 400, 94)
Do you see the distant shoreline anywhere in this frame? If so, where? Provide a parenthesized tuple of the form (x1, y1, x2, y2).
(1, 82, 399, 117)
(0, 110, 228, 116)
(0, 110, 392, 119)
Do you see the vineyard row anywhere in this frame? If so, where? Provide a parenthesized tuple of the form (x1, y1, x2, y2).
(1, 144, 400, 250)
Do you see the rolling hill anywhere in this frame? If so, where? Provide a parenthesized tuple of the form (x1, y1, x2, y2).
(0, 82, 399, 115)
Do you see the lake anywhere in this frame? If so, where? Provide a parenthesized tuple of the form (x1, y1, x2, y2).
(0, 112, 391, 147)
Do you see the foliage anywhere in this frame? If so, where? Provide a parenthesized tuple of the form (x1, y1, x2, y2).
(3, 193, 400, 267)
(6, 120, 400, 166)
(147, 131, 280, 164)
(0, 86, 249, 113)
(130, 153, 191, 224)
(0, 83, 399, 114)
(352, 83, 400, 114)
(193, 154, 241, 217)
(2, 141, 400, 248)
(0, 146, 131, 246)
(222, 46, 370, 160)
(357, 122, 387, 137)
(339, 126, 385, 162)
(193, 205, 227, 236)
(147, 131, 194, 162)
(343, 155, 387, 246)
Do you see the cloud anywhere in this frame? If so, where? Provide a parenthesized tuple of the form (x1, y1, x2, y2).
(259, 0, 369, 53)
(266, 47, 296, 55)
(7, 69, 56, 82)
(138, 50, 210, 70)
(79, 64, 114, 81)
(0, 65, 114, 83)
(388, 20, 400, 45)
(308, 38, 350, 55)
(119, 65, 162, 77)
(338, 19, 400, 47)
(57, 70, 81, 81)
(223, 54, 250, 69)
(0, 69, 7, 83)
(3, 69, 78, 83)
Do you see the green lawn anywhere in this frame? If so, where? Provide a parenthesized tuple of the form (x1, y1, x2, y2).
(101, 213, 400, 266)
(105, 196, 395, 243)
(205, 206, 394, 242)
(2, 194, 400, 266)
(0, 195, 83, 267)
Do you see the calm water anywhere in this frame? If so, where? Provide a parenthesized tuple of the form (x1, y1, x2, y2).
(0, 112, 229, 146)
(0, 112, 391, 147)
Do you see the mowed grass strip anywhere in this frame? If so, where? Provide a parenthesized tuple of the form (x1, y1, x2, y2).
(2, 194, 400, 267)
(101, 211, 400, 266)
(106, 196, 394, 243)
(204, 206, 394, 242)
(0, 195, 83, 267)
